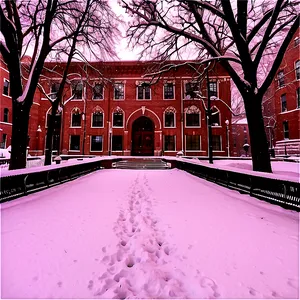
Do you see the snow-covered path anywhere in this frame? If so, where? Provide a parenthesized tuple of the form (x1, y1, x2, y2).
(1, 169, 299, 299)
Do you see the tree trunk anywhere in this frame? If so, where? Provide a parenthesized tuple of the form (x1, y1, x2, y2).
(9, 102, 30, 170)
(44, 102, 59, 166)
(244, 94, 272, 173)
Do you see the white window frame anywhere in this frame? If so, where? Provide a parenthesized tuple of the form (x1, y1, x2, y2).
(113, 82, 125, 100)
(2, 79, 11, 97)
(136, 82, 151, 100)
(92, 83, 104, 100)
(185, 135, 201, 152)
(70, 108, 82, 128)
(185, 111, 201, 128)
(183, 80, 200, 100)
(212, 135, 223, 152)
(90, 135, 104, 152)
(211, 106, 221, 127)
(163, 111, 176, 128)
(91, 111, 104, 128)
(209, 81, 218, 99)
(69, 135, 81, 152)
(163, 81, 175, 100)
(163, 135, 176, 152)
(112, 110, 125, 128)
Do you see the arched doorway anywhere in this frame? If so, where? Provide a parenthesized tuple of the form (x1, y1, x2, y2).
(131, 116, 154, 156)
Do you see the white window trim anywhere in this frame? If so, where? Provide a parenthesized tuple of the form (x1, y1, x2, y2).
(112, 111, 125, 128)
(90, 135, 104, 152)
(163, 82, 175, 100)
(211, 106, 221, 127)
(91, 112, 105, 128)
(185, 135, 202, 151)
(113, 82, 125, 100)
(92, 83, 104, 100)
(163, 111, 176, 128)
(209, 80, 219, 99)
(136, 84, 151, 100)
(185, 111, 201, 128)
(71, 108, 82, 128)
(182, 80, 200, 100)
(71, 81, 84, 100)
(163, 135, 176, 152)
(212, 135, 222, 151)
(69, 135, 81, 151)
(2, 78, 11, 98)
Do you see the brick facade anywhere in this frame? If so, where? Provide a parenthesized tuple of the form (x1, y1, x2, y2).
(263, 29, 300, 156)
(1, 60, 232, 157)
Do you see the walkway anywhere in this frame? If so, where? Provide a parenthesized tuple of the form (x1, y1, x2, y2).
(1, 169, 299, 298)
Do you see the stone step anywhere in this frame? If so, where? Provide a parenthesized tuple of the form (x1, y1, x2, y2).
(113, 159, 170, 170)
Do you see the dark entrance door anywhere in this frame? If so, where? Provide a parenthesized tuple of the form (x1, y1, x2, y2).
(131, 116, 154, 156)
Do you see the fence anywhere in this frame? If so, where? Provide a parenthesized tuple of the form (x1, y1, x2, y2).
(1, 157, 299, 211)
(172, 159, 300, 212)
(0, 158, 121, 203)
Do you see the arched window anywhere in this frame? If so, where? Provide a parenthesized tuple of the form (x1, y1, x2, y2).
(112, 107, 124, 127)
(3, 108, 9, 123)
(185, 105, 200, 127)
(71, 107, 81, 127)
(211, 106, 220, 126)
(91, 106, 104, 127)
(164, 107, 176, 128)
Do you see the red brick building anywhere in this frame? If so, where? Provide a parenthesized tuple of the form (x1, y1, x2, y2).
(262, 29, 300, 156)
(1, 60, 232, 157)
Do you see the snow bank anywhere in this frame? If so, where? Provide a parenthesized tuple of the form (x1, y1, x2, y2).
(1, 169, 298, 298)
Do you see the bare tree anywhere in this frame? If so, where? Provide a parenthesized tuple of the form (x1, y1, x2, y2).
(38, 0, 119, 165)
(121, 0, 299, 172)
(0, 0, 118, 170)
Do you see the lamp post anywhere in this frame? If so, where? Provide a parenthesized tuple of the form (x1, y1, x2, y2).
(225, 119, 230, 157)
(206, 71, 213, 164)
(36, 125, 42, 156)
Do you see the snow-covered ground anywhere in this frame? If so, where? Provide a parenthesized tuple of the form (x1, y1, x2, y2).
(1, 169, 299, 299)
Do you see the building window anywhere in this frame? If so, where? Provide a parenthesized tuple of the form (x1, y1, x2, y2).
(184, 81, 199, 99)
(164, 82, 174, 99)
(71, 108, 81, 127)
(112, 108, 124, 127)
(281, 94, 287, 112)
(185, 105, 200, 127)
(212, 135, 221, 151)
(277, 71, 284, 87)
(137, 83, 151, 100)
(164, 135, 175, 151)
(209, 81, 217, 98)
(50, 82, 60, 100)
(3, 108, 9, 123)
(283, 121, 289, 139)
(70, 135, 80, 151)
(186, 135, 200, 151)
(93, 83, 104, 100)
(295, 37, 300, 47)
(297, 87, 300, 108)
(211, 106, 220, 126)
(1, 134, 7, 148)
(91, 135, 103, 151)
(186, 113, 200, 127)
(3, 79, 9, 96)
(296, 60, 300, 80)
(164, 112, 175, 127)
(72, 81, 83, 99)
(112, 135, 123, 151)
(92, 112, 103, 127)
(114, 83, 124, 100)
